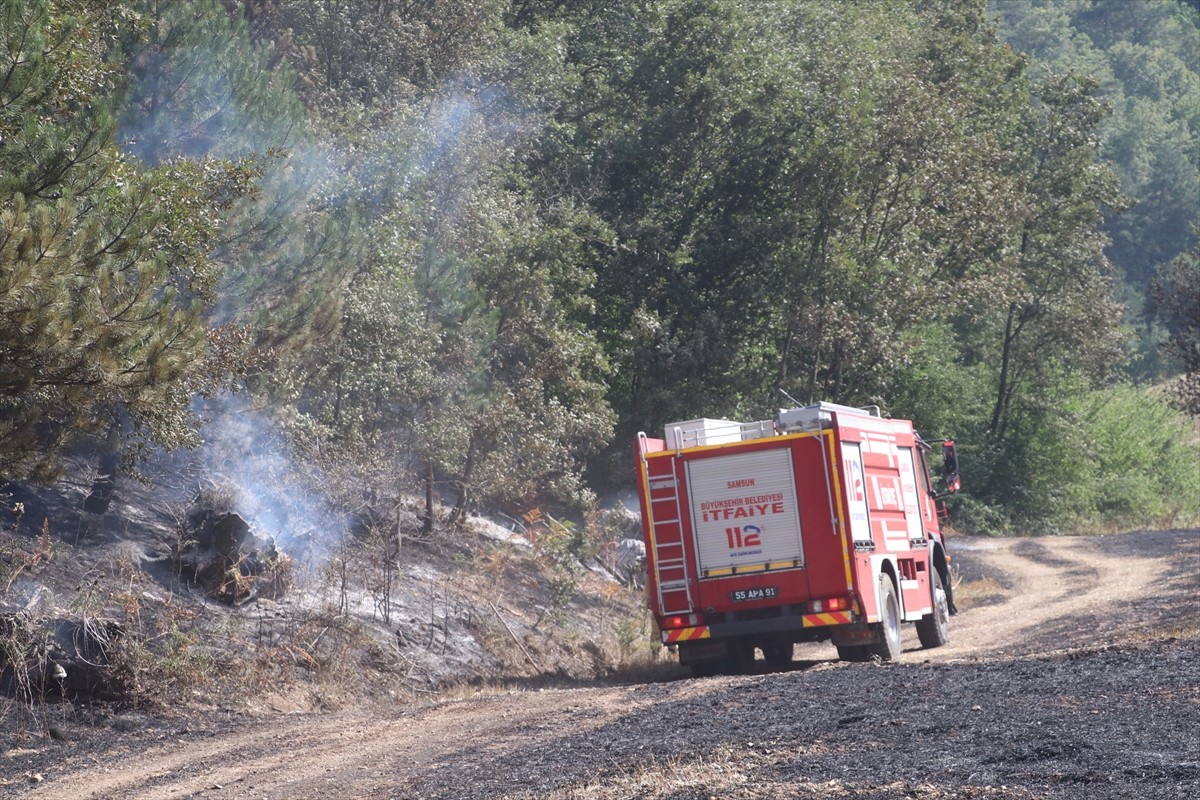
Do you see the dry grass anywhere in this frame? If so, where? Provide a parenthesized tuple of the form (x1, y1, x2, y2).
(516, 744, 1043, 799)
(950, 575, 1007, 608)
(523, 744, 767, 799)
(1121, 621, 1200, 644)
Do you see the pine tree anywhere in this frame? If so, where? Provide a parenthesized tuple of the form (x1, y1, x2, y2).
(0, 0, 257, 479)
(120, 0, 355, 359)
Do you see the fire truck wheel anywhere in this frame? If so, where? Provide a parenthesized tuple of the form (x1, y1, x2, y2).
(763, 643, 793, 667)
(916, 568, 950, 648)
(725, 642, 756, 675)
(836, 645, 870, 662)
(867, 575, 902, 662)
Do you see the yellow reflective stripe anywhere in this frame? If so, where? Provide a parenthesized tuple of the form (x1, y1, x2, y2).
(825, 429, 856, 594)
(662, 626, 711, 643)
(702, 560, 801, 578)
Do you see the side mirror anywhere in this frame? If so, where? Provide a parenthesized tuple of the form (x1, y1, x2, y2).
(942, 440, 960, 494)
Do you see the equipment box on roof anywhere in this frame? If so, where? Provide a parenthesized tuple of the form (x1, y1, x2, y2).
(663, 418, 742, 449)
(664, 418, 774, 449)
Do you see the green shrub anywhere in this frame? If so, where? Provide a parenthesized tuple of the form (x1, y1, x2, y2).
(1081, 385, 1200, 528)
(947, 382, 1198, 534)
(943, 494, 1011, 537)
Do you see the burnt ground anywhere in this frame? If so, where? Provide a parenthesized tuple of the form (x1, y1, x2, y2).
(2, 526, 1199, 799)
(5, 638, 1200, 800)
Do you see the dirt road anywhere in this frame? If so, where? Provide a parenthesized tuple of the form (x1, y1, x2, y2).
(4, 529, 1199, 800)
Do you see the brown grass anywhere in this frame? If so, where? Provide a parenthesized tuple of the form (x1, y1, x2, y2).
(519, 746, 1042, 799)
(527, 745, 766, 799)
(951, 575, 1007, 608)
(1121, 621, 1200, 644)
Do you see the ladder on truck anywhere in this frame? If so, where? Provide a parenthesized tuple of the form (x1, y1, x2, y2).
(637, 433, 695, 616)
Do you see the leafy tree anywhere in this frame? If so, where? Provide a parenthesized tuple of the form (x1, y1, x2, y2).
(567, 1, 1034, 436)
(270, 14, 616, 523)
(238, 0, 502, 118)
(516, 1, 1138, 533)
(992, 0, 1200, 378)
(984, 74, 1126, 443)
(459, 193, 614, 516)
(1079, 384, 1200, 525)
(0, 0, 257, 479)
(1150, 241, 1200, 413)
(120, 0, 355, 358)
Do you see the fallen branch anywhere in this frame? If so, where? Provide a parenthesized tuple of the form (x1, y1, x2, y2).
(488, 600, 540, 672)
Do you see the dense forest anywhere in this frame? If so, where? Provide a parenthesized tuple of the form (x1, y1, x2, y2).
(1, 0, 1197, 535)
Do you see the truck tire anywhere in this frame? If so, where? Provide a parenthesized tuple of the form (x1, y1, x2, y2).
(836, 644, 870, 662)
(915, 568, 950, 649)
(763, 643, 793, 667)
(867, 574, 902, 662)
(725, 642, 756, 675)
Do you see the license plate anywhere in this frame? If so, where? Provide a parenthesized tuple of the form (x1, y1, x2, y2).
(730, 586, 778, 602)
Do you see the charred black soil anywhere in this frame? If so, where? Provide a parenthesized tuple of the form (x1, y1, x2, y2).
(403, 637, 1200, 800)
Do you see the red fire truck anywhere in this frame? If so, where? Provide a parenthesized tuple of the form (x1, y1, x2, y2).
(634, 402, 959, 675)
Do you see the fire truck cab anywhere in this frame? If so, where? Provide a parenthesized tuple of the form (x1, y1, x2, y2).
(634, 402, 959, 674)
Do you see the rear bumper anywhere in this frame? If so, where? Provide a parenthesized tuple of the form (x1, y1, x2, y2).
(660, 610, 854, 644)
(662, 626, 711, 644)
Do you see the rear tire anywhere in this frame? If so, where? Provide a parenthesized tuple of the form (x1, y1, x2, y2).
(916, 569, 950, 649)
(763, 643, 793, 667)
(836, 644, 870, 662)
(867, 574, 902, 662)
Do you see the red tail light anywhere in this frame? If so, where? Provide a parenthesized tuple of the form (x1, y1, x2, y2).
(811, 596, 850, 613)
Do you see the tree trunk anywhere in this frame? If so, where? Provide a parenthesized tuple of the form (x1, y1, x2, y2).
(421, 456, 435, 537)
(448, 436, 477, 526)
(990, 302, 1018, 440)
(773, 322, 795, 401)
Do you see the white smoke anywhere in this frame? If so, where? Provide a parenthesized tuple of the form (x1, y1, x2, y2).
(186, 395, 348, 562)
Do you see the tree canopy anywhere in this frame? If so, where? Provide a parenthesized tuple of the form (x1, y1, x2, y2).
(2, 0, 1196, 532)
(992, 0, 1200, 377)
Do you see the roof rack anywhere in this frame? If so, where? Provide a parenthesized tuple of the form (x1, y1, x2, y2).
(776, 402, 880, 433)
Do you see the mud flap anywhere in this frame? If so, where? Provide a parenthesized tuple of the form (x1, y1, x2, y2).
(677, 638, 731, 666)
(829, 623, 879, 649)
(943, 567, 958, 615)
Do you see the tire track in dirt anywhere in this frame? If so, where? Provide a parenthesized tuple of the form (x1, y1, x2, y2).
(18, 687, 665, 800)
(912, 532, 1188, 661)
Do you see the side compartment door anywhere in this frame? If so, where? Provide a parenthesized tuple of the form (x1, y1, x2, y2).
(896, 446, 933, 618)
(841, 441, 873, 547)
(896, 447, 926, 546)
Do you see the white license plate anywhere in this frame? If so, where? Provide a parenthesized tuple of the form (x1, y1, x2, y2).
(730, 586, 778, 602)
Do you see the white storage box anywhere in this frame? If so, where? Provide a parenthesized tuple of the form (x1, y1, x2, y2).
(663, 418, 743, 450)
(738, 420, 775, 440)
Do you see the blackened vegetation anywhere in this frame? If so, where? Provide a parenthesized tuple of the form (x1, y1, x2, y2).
(0, 609, 127, 704)
(174, 500, 291, 605)
(406, 639, 1200, 800)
